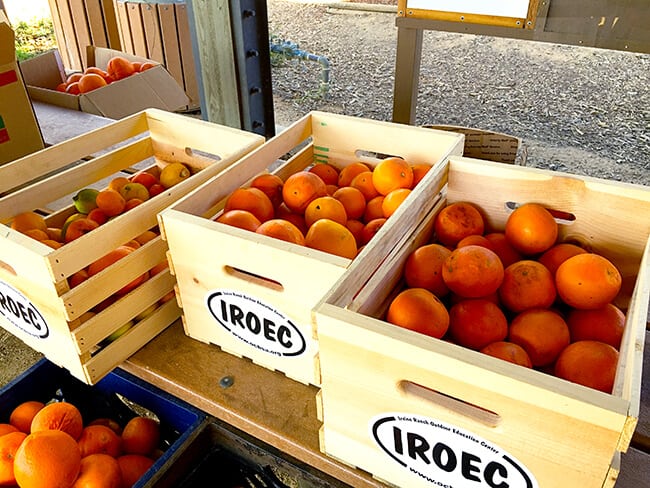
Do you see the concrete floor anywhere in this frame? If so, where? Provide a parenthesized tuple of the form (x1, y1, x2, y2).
(0, 329, 42, 387)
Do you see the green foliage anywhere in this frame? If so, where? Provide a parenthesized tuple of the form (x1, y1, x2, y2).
(13, 18, 57, 62)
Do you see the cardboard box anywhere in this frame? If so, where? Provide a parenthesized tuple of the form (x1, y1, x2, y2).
(0, 109, 264, 384)
(0, 12, 44, 164)
(314, 156, 650, 488)
(20, 47, 190, 119)
(159, 111, 465, 386)
(0, 358, 207, 488)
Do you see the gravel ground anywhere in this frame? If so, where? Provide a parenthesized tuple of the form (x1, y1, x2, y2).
(268, 0, 650, 185)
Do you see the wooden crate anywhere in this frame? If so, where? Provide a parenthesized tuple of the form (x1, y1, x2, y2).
(0, 109, 264, 385)
(314, 156, 650, 488)
(115, 0, 199, 110)
(158, 111, 465, 386)
(48, 0, 122, 71)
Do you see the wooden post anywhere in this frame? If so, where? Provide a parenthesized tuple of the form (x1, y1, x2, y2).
(392, 24, 423, 125)
(186, 0, 241, 129)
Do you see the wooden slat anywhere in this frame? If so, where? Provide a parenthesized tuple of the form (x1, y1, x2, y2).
(47, 0, 72, 69)
(176, 3, 199, 108)
(69, 0, 92, 69)
(140, 3, 164, 63)
(101, 0, 121, 49)
(116, 0, 133, 53)
(126, 3, 147, 58)
(85, 0, 108, 48)
(53, 0, 83, 71)
(157, 4, 183, 88)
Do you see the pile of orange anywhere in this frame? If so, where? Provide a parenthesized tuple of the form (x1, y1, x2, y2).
(56, 56, 156, 94)
(215, 157, 430, 259)
(0, 399, 162, 488)
(386, 200, 625, 394)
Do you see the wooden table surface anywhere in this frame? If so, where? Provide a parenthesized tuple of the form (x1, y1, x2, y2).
(31, 101, 650, 487)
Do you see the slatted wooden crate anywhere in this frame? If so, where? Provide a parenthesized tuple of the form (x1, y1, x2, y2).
(0, 109, 264, 384)
(115, 0, 199, 110)
(314, 156, 650, 488)
(48, 0, 122, 71)
(158, 111, 465, 386)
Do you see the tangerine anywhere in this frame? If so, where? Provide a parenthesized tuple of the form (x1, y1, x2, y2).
(381, 188, 411, 218)
(480, 341, 533, 368)
(305, 219, 357, 259)
(442, 245, 504, 298)
(566, 303, 625, 349)
(508, 308, 570, 367)
(350, 171, 379, 201)
(9, 401, 45, 434)
(554, 340, 618, 393)
(372, 157, 414, 195)
(117, 454, 154, 488)
(304, 196, 348, 227)
(106, 56, 136, 81)
(403, 243, 451, 297)
(78, 424, 122, 458)
(224, 187, 275, 223)
(448, 299, 508, 351)
(282, 171, 328, 214)
(337, 162, 371, 187)
(249, 173, 284, 208)
(332, 186, 366, 220)
(504, 202, 558, 255)
(10, 212, 48, 233)
(78, 73, 107, 93)
(555, 253, 622, 309)
(0, 431, 27, 486)
(121, 417, 160, 456)
(30, 401, 84, 440)
(256, 219, 306, 246)
(308, 163, 339, 186)
(386, 288, 449, 339)
(363, 195, 385, 222)
(410, 163, 431, 187)
(484, 232, 523, 268)
(360, 217, 386, 245)
(215, 209, 261, 232)
(72, 453, 122, 488)
(434, 202, 485, 248)
(456, 234, 495, 251)
(538, 242, 588, 277)
(498, 260, 557, 313)
(95, 189, 126, 217)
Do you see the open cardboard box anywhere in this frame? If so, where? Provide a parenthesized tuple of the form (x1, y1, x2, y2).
(20, 47, 190, 119)
(0, 11, 44, 164)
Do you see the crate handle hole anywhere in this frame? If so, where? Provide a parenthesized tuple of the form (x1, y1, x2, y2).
(224, 266, 284, 292)
(505, 201, 576, 225)
(0, 260, 17, 276)
(355, 149, 401, 165)
(398, 380, 501, 428)
(184, 147, 222, 162)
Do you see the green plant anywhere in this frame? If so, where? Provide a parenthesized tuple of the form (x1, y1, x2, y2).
(13, 18, 57, 62)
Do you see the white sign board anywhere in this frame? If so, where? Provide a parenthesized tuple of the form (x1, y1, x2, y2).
(406, 0, 531, 18)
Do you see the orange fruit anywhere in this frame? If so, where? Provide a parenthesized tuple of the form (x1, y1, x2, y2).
(434, 202, 485, 248)
(484, 232, 523, 268)
(305, 219, 357, 259)
(0, 431, 27, 486)
(83, 66, 110, 81)
(538, 243, 588, 278)
(256, 219, 306, 245)
(555, 253, 622, 310)
(308, 163, 339, 186)
(345, 219, 365, 247)
(350, 171, 379, 201)
(554, 340, 619, 393)
(108, 177, 130, 194)
(78, 424, 122, 458)
(10, 211, 48, 233)
(386, 288, 449, 339)
(0, 423, 19, 437)
(23, 228, 49, 241)
(504, 202, 558, 255)
(88, 418, 123, 436)
(224, 187, 275, 223)
(508, 308, 570, 367)
(249, 173, 284, 208)
(215, 209, 261, 232)
(566, 303, 625, 349)
(66, 82, 81, 94)
(88, 246, 148, 295)
(442, 245, 504, 298)
(139, 61, 156, 72)
(282, 171, 328, 214)
(30, 401, 84, 440)
(304, 196, 348, 227)
(498, 260, 556, 313)
(480, 341, 533, 368)
(337, 162, 371, 187)
(121, 416, 160, 456)
(95, 189, 126, 217)
(325, 184, 338, 196)
(448, 299, 508, 350)
(363, 195, 385, 222)
(14, 430, 82, 488)
(275, 203, 308, 235)
(106, 56, 136, 81)
(117, 454, 154, 487)
(9, 401, 45, 434)
(404, 243, 451, 297)
(456, 234, 494, 250)
(332, 186, 366, 220)
(381, 188, 411, 218)
(360, 217, 386, 246)
(410, 163, 431, 187)
(78, 73, 108, 93)
(372, 157, 414, 195)
(72, 453, 122, 488)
